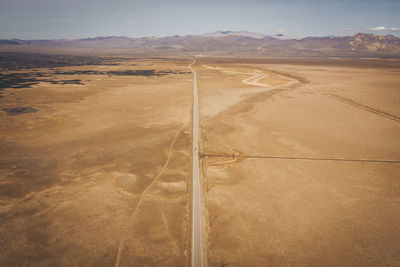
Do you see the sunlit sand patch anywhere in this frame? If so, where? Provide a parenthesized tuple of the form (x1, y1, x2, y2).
(113, 172, 138, 192)
(158, 181, 187, 193)
(206, 165, 229, 183)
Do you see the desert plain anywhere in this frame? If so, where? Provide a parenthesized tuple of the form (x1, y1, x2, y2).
(0, 54, 400, 266)
(0, 55, 193, 266)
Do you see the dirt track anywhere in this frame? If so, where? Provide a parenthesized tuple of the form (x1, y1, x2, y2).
(326, 93, 400, 122)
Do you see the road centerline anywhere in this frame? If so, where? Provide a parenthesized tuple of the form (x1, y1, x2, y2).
(189, 60, 202, 267)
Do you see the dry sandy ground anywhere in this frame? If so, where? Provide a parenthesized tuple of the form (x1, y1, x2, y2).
(196, 59, 400, 266)
(1, 56, 400, 266)
(0, 59, 192, 266)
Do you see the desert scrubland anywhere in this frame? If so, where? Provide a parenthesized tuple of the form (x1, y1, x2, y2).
(196, 58, 400, 266)
(0, 56, 193, 266)
(1, 54, 400, 266)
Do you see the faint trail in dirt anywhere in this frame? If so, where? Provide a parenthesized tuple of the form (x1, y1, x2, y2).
(206, 152, 240, 166)
(113, 127, 182, 267)
(242, 74, 271, 87)
(161, 209, 180, 256)
(207, 158, 238, 166)
(201, 64, 271, 87)
(326, 93, 400, 123)
(200, 64, 298, 88)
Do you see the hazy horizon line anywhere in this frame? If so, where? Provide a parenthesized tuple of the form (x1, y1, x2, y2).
(1, 30, 399, 41)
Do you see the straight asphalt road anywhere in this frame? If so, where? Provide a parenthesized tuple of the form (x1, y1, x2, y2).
(189, 60, 202, 267)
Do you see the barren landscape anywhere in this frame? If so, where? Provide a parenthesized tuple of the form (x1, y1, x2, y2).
(196, 58, 400, 266)
(2, 0, 400, 265)
(0, 53, 400, 266)
(0, 56, 193, 266)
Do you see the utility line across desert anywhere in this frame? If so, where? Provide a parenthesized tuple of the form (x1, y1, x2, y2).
(201, 153, 400, 164)
(326, 94, 400, 123)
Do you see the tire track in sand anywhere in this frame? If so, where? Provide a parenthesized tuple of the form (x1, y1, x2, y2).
(326, 93, 400, 123)
(114, 127, 182, 267)
(201, 64, 298, 88)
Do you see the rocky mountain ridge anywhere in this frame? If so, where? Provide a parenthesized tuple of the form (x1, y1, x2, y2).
(1, 32, 399, 56)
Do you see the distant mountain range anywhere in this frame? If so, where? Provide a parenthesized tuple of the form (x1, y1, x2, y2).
(1, 31, 400, 57)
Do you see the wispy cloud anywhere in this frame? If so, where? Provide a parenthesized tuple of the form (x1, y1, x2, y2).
(368, 26, 400, 31)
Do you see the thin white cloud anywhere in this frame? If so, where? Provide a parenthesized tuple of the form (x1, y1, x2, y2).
(368, 26, 400, 31)
(368, 26, 386, 31)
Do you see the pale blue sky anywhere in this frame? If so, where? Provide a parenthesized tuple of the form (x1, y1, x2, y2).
(0, 0, 399, 39)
